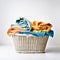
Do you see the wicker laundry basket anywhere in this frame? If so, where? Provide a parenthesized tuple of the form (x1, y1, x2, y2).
(12, 34, 49, 53)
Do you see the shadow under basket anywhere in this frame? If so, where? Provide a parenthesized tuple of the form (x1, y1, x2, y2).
(12, 34, 49, 53)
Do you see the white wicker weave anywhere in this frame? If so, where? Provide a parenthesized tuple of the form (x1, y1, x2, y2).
(12, 34, 49, 53)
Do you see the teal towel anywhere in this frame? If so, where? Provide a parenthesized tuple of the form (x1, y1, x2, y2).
(11, 17, 31, 31)
(18, 30, 54, 37)
(16, 17, 31, 31)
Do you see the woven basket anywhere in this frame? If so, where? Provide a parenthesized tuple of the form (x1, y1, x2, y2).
(12, 34, 49, 53)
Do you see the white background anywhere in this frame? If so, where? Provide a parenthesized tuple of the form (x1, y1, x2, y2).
(0, 0, 60, 60)
(0, 0, 60, 46)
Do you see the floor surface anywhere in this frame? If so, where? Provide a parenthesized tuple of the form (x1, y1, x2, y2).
(0, 45, 60, 60)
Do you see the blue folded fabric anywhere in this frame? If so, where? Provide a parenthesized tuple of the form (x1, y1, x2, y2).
(18, 30, 54, 37)
(16, 17, 32, 31)
(11, 17, 32, 31)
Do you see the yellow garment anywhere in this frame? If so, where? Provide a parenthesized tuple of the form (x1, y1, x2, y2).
(32, 21, 52, 32)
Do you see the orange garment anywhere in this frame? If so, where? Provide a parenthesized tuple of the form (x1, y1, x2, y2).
(32, 21, 45, 30)
(32, 21, 52, 32)
(7, 27, 25, 36)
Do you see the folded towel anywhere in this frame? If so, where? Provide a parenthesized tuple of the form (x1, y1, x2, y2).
(18, 30, 54, 37)
(16, 17, 32, 31)
(11, 17, 31, 31)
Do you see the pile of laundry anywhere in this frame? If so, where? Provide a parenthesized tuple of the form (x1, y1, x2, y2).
(7, 17, 54, 37)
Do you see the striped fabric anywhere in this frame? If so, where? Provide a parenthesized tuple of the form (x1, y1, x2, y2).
(12, 34, 49, 53)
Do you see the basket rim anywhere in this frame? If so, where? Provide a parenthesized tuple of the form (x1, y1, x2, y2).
(12, 33, 49, 38)
(12, 33, 33, 36)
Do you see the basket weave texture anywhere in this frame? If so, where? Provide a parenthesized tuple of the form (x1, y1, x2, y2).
(12, 34, 49, 53)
